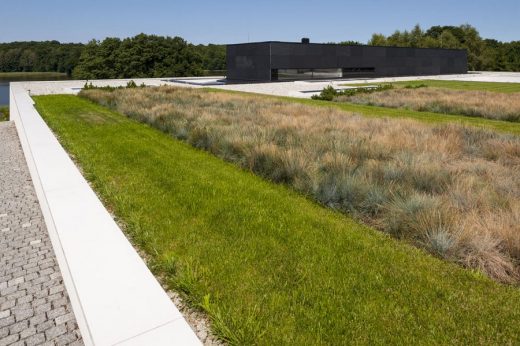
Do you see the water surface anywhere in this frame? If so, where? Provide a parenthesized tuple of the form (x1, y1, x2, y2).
(0, 82, 8, 106)
(0, 73, 71, 106)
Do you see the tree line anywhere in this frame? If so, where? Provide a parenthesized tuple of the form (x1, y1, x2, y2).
(368, 24, 520, 72)
(0, 41, 83, 75)
(0, 26, 518, 78)
(72, 34, 216, 79)
(0, 34, 226, 78)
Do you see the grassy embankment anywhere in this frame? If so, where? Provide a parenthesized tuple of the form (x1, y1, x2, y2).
(79, 87, 520, 284)
(209, 88, 520, 135)
(34, 94, 520, 344)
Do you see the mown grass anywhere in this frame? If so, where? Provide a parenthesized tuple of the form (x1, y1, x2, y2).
(80, 87, 520, 284)
(343, 79, 520, 93)
(34, 94, 520, 344)
(208, 88, 520, 135)
(0, 106, 8, 121)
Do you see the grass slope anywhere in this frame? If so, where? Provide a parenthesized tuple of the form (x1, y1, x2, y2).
(208, 89, 520, 135)
(344, 79, 520, 93)
(35, 94, 520, 345)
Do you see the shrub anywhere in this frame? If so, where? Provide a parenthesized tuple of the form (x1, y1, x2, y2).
(81, 80, 141, 92)
(312, 84, 394, 101)
(311, 85, 337, 101)
(404, 83, 428, 89)
(126, 80, 137, 88)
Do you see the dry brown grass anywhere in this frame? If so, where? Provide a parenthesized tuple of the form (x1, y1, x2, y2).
(80, 86, 520, 283)
(336, 88, 520, 122)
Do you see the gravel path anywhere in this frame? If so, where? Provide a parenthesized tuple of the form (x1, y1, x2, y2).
(0, 121, 83, 346)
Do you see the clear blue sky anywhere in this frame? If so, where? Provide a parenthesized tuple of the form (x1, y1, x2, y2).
(1, 0, 519, 44)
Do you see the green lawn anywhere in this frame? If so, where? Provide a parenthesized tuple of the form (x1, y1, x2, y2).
(208, 89, 520, 135)
(0, 106, 8, 121)
(35, 94, 520, 345)
(343, 79, 520, 93)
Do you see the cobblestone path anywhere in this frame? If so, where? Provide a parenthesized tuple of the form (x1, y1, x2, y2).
(0, 121, 83, 346)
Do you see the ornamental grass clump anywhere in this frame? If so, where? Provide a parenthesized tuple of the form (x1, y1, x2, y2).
(80, 86, 520, 283)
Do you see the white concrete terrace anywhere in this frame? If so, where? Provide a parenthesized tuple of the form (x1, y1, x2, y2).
(9, 82, 202, 346)
(16, 72, 520, 100)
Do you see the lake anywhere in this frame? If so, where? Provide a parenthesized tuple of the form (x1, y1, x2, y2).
(0, 73, 71, 106)
(0, 82, 8, 106)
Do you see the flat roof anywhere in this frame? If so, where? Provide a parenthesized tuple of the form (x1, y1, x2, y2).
(226, 41, 466, 52)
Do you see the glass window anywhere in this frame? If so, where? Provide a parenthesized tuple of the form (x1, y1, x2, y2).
(274, 68, 343, 81)
(342, 67, 375, 76)
(312, 69, 343, 79)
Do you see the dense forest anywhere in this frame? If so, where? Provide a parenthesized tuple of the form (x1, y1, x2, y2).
(0, 25, 519, 78)
(369, 24, 520, 71)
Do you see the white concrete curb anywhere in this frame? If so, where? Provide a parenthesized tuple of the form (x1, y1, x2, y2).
(10, 83, 201, 346)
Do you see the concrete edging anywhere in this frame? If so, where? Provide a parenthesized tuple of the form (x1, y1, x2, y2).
(9, 83, 201, 346)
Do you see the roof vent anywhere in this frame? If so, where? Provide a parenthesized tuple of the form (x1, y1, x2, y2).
(301, 38, 310, 44)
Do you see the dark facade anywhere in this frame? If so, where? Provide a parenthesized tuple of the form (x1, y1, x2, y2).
(226, 41, 468, 82)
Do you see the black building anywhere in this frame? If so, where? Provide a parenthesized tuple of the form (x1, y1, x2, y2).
(226, 39, 467, 82)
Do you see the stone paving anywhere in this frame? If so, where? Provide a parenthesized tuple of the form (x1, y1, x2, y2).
(0, 121, 82, 346)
